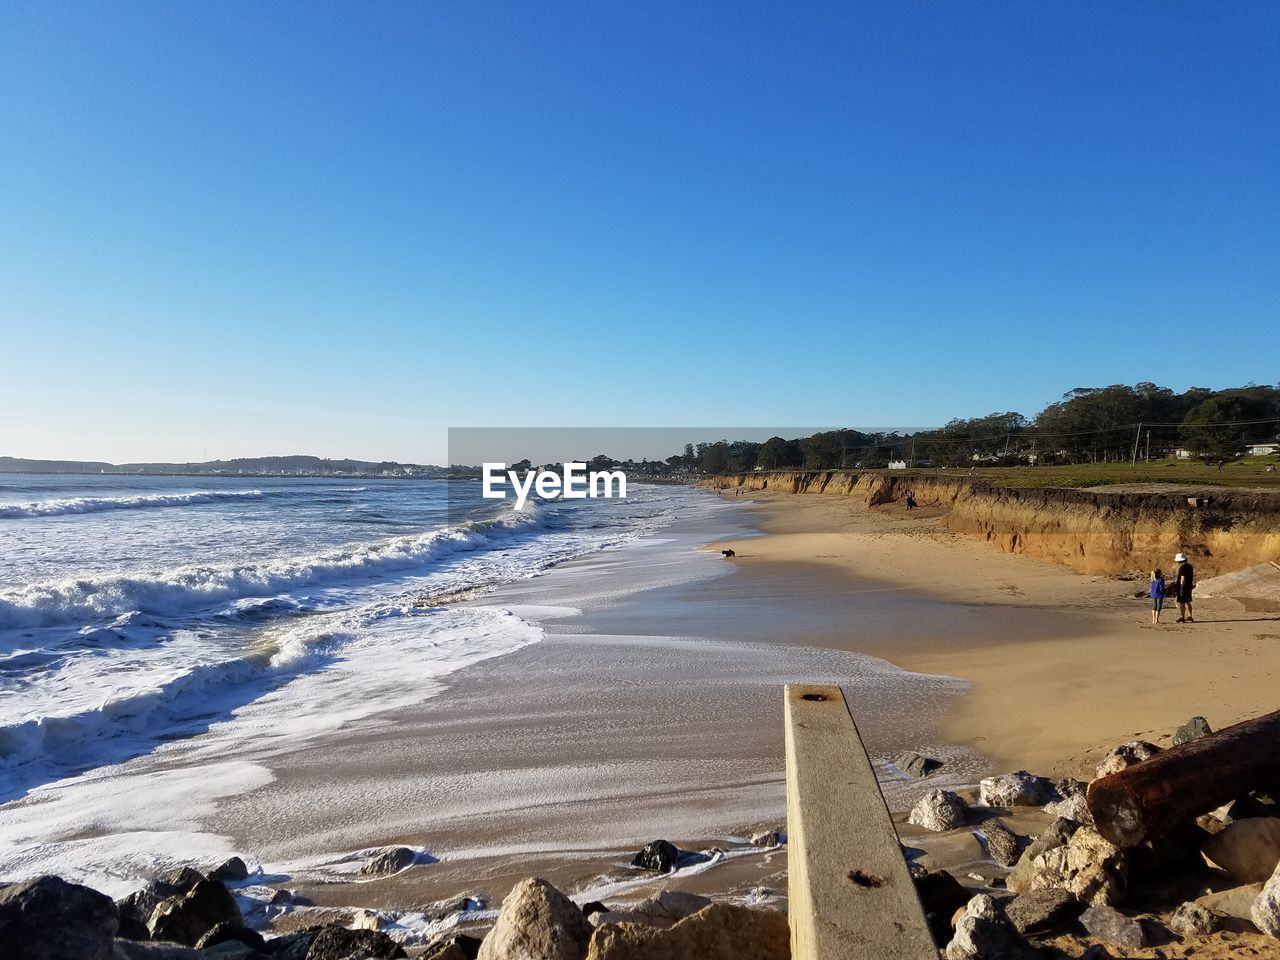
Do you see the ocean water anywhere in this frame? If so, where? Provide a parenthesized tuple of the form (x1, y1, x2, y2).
(0, 475, 714, 797)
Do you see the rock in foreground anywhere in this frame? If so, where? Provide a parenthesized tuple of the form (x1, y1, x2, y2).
(908, 789, 967, 832)
(585, 902, 788, 960)
(1254, 861, 1280, 938)
(0, 875, 119, 960)
(478, 877, 593, 960)
(945, 894, 1038, 960)
(979, 771, 1049, 808)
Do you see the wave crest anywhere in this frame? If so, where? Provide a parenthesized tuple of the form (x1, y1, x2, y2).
(0, 490, 266, 519)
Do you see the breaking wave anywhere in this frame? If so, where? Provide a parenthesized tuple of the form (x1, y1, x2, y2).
(0, 489, 266, 519)
(0, 510, 542, 629)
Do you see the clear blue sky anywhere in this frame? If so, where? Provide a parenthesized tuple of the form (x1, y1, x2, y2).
(2, 1, 1277, 464)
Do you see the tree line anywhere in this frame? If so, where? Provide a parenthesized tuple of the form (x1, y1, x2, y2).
(657, 382, 1280, 473)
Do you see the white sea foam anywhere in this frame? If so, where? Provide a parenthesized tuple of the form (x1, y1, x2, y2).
(0, 510, 541, 629)
(0, 489, 266, 519)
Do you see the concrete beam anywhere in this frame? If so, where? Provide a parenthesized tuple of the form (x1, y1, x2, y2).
(784, 683, 936, 959)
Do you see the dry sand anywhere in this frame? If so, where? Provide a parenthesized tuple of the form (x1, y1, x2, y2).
(713, 491, 1280, 779)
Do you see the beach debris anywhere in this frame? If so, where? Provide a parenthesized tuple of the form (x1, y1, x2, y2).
(195, 920, 265, 952)
(944, 894, 1039, 960)
(629, 839, 680, 873)
(1006, 825, 1128, 906)
(1002, 886, 1080, 936)
(899, 751, 944, 779)
(1089, 709, 1280, 847)
(1201, 816, 1280, 883)
(147, 877, 242, 946)
(1079, 903, 1148, 950)
(910, 867, 970, 945)
(1173, 715, 1213, 746)
(978, 771, 1050, 808)
(908, 788, 967, 832)
(978, 821, 1023, 867)
(1168, 900, 1222, 938)
(0, 875, 119, 960)
(478, 877, 592, 960)
(208, 856, 250, 883)
(584, 902, 788, 960)
(1254, 861, 1280, 938)
(304, 925, 406, 959)
(360, 845, 421, 876)
(588, 890, 712, 930)
(1094, 740, 1161, 779)
(749, 829, 783, 847)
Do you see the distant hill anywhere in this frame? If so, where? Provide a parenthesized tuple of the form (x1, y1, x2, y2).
(0, 455, 450, 478)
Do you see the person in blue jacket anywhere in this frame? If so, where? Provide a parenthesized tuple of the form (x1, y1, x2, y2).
(1149, 568, 1166, 625)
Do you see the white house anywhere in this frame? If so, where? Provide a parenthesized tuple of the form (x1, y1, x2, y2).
(1248, 442, 1280, 457)
(888, 460, 908, 470)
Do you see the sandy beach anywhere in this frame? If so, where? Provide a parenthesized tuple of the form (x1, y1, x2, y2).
(713, 490, 1280, 779)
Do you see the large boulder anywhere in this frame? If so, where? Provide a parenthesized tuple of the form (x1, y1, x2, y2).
(981, 821, 1023, 867)
(478, 878, 593, 960)
(1005, 818, 1080, 893)
(1006, 825, 1128, 905)
(979, 772, 1050, 808)
(1254, 861, 1280, 938)
(584, 903, 788, 960)
(303, 926, 406, 959)
(1173, 716, 1213, 746)
(0, 876, 119, 960)
(359, 847, 420, 877)
(208, 858, 250, 883)
(1095, 741, 1160, 779)
(1079, 904, 1147, 950)
(1002, 887, 1080, 936)
(908, 789, 967, 832)
(147, 879, 241, 946)
(1202, 817, 1280, 883)
(629, 841, 680, 874)
(945, 895, 1039, 960)
(118, 868, 205, 939)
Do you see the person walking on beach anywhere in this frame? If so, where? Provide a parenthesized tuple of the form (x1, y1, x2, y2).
(1173, 552, 1195, 623)
(1149, 568, 1166, 625)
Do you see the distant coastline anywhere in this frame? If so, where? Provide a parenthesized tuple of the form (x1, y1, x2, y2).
(0, 455, 451, 479)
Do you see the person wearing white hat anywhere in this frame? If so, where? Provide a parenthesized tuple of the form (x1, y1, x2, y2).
(1173, 552, 1195, 623)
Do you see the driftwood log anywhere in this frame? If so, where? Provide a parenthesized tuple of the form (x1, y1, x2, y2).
(1088, 709, 1280, 847)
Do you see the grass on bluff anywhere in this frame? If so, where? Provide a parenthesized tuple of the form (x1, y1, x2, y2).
(909, 456, 1280, 491)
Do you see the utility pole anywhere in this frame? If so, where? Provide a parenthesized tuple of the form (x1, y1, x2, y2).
(1131, 422, 1143, 467)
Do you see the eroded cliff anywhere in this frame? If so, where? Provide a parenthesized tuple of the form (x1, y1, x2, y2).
(699, 471, 1280, 577)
